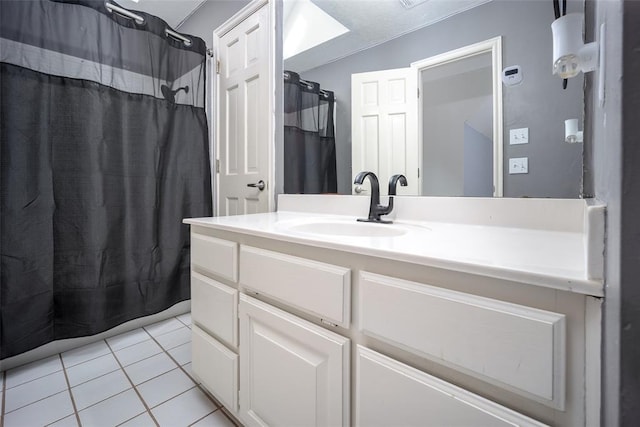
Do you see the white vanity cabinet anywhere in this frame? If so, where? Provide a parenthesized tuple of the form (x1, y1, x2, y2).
(190, 234, 241, 415)
(190, 229, 351, 426)
(188, 222, 596, 427)
(239, 294, 350, 427)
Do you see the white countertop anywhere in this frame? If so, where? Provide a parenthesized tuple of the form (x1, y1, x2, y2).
(184, 196, 605, 296)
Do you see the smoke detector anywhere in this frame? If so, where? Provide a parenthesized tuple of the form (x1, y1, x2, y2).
(399, 0, 430, 9)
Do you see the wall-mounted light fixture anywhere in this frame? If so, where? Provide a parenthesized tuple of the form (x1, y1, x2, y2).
(551, 13, 598, 79)
(564, 119, 583, 144)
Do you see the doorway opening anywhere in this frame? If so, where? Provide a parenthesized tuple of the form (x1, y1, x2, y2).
(412, 37, 503, 197)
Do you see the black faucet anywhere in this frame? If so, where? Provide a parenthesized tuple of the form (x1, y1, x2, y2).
(354, 172, 407, 223)
(388, 174, 408, 196)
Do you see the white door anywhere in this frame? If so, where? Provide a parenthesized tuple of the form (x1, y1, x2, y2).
(215, 3, 272, 216)
(239, 294, 350, 427)
(351, 68, 419, 196)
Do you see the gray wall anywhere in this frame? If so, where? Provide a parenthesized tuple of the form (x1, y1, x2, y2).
(585, 0, 640, 424)
(177, 0, 251, 43)
(298, 0, 584, 198)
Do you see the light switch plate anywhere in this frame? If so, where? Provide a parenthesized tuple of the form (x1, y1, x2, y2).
(509, 157, 528, 174)
(510, 128, 529, 145)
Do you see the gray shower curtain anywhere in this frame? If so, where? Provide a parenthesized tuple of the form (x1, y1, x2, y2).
(0, 0, 212, 359)
(284, 70, 337, 194)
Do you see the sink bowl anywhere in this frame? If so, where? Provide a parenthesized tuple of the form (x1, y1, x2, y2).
(283, 220, 408, 238)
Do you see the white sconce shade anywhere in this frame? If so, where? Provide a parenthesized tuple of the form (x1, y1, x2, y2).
(565, 119, 583, 143)
(551, 13, 598, 78)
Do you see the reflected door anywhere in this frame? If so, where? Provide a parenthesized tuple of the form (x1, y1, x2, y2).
(351, 68, 419, 196)
(216, 4, 271, 216)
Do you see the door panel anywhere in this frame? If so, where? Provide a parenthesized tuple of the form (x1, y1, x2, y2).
(239, 294, 349, 427)
(216, 4, 271, 215)
(352, 68, 419, 195)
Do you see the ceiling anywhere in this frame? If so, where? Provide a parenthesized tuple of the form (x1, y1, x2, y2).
(286, 0, 492, 72)
(112, 0, 491, 71)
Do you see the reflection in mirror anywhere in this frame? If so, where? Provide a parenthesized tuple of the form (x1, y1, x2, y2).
(420, 51, 493, 197)
(284, 0, 585, 198)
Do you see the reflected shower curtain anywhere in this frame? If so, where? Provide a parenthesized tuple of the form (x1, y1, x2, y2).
(284, 71, 337, 194)
(0, 0, 212, 359)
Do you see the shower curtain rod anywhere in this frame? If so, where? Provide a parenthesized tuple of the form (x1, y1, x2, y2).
(283, 72, 334, 99)
(104, 1, 213, 56)
(165, 28, 192, 47)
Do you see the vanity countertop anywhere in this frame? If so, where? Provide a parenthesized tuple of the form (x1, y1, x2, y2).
(184, 196, 605, 297)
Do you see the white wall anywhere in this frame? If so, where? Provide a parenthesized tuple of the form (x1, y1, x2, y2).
(422, 65, 492, 196)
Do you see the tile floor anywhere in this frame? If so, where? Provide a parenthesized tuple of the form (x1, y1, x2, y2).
(0, 313, 238, 427)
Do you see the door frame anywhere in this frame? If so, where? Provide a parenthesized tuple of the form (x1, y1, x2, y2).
(411, 37, 503, 197)
(212, 0, 282, 215)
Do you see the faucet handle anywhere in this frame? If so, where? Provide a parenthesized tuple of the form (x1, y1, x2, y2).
(388, 174, 408, 195)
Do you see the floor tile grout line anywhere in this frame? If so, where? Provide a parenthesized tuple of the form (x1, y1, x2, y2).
(218, 407, 242, 427)
(149, 317, 239, 427)
(62, 348, 114, 370)
(3, 389, 69, 416)
(104, 338, 160, 427)
(114, 409, 151, 427)
(74, 386, 137, 415)
(6, 349, 117, 394)
(113, 347, 166, 369)
(57, 353, 82, 427)
(108, 334, 153, 353)
(67, 363, 122, 390)
(146, 326, 222, 411)
(3, 372, 73, 415)
(133, 365, 188, 389)
(135, 383, 198, 411)
(187, 409, 217, 427)
(1, 315, 195, 427)
(3, 364, 65, 391)
(176, 316, 191, 328)
(142, 322, 188, 340)
(145, 317, 236, 425)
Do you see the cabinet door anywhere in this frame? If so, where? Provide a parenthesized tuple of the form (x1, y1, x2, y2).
(239, 294, 349, 427)
(356, 346, 547, 427)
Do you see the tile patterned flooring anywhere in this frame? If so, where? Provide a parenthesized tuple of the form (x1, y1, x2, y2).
(0, 313, 238, 427)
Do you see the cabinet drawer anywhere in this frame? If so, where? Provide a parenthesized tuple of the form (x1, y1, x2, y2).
(192, 325, 238, 413)
(356, 346, 547, 427)
(359, 272, 565, 408)
(240, 246, 351, 327)
(191, 233, 238, 282)
(191, 272, 238, 348)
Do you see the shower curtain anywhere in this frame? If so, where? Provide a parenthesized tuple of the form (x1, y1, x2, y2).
(0, 0, 212, 359)
(284, 71, 337, 194)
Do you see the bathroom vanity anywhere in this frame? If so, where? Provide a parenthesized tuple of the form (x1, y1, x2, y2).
(184, 195, 604, 426)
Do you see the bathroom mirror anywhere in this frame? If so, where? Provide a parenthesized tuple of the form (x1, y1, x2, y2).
(284, 0, 585, 198)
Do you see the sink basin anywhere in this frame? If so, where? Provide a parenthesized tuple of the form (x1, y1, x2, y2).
(282, 219, 408, 237)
